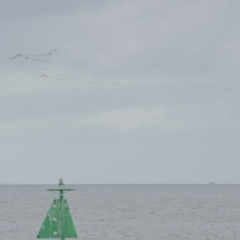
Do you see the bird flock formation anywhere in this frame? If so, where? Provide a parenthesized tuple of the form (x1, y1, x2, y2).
(8, 48, 66, 62)
(8, 49, 240, 93)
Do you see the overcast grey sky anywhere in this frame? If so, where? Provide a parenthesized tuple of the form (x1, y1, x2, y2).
(1, 0, 240, 184)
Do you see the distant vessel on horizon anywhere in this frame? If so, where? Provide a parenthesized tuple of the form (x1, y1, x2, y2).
(209, 182, 215, 185)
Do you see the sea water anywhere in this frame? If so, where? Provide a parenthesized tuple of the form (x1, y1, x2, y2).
(1, 184, 240, 240)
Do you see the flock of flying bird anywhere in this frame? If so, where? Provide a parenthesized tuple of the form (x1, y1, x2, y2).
(9, 48, 66, 63)
(8, 49, 240, 92)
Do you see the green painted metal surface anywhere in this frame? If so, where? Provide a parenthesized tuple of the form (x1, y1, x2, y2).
(37, 180, 77, 239)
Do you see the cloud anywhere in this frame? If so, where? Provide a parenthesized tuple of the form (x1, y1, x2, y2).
(1, 101, 239, 137)
(1, 0, 240, 183)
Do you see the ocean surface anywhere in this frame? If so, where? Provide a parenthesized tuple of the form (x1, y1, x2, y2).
(1, 184, 240, 239)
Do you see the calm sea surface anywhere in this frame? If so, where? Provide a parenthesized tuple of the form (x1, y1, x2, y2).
(1, 184, 240, 239)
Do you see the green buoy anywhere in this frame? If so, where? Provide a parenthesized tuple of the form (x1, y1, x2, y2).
(37, 179, 78, 239)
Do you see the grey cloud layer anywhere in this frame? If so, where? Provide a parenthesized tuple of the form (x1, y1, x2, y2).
(1, 0, 240, 183)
